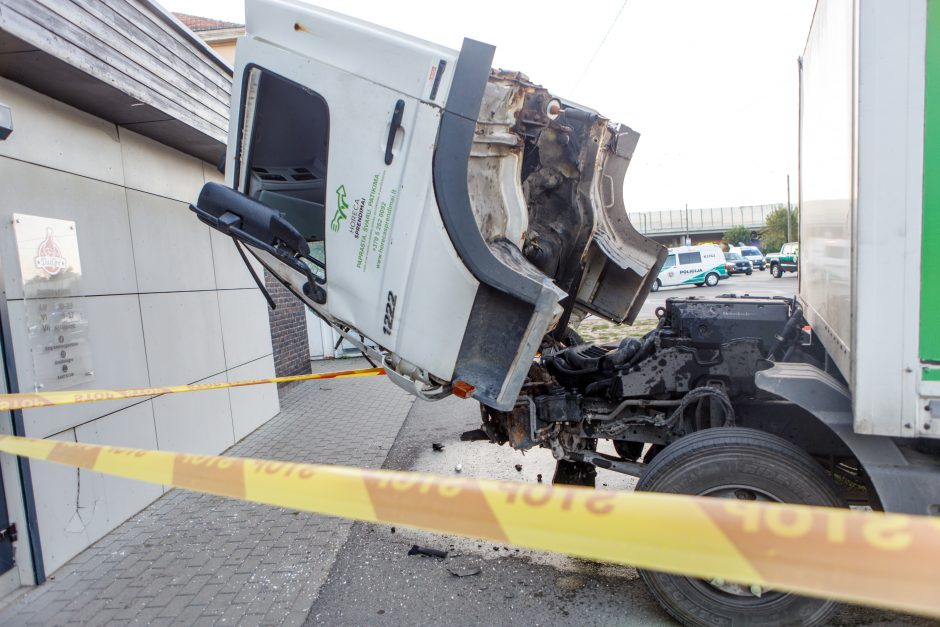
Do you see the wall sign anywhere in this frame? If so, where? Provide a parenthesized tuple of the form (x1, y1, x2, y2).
(13, 214, 95, 391)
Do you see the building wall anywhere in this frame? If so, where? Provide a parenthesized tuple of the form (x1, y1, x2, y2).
(208, 40, 238, 65)
(0, 77, 279, 575)
(265, 273, 312, 379)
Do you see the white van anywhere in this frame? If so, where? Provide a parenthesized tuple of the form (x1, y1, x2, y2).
(728, 244, 766, 271)
(650, 245, 728, 291)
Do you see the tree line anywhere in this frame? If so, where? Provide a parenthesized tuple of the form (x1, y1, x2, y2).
(721, 205, 798, 253)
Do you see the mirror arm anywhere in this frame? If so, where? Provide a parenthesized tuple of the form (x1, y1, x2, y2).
(232, 237, 276, 311)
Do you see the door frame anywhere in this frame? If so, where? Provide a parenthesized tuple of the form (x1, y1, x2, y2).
(0, 254, 45, 585)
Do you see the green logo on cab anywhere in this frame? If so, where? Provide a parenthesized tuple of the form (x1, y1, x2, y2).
(332, 185, 349, 232)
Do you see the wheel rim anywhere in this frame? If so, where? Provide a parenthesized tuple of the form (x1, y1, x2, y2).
(706, 274, 718, 286)
(686, 484, 785, 605)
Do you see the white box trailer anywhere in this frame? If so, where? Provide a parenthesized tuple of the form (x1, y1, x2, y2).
(798, 0, 938, 440)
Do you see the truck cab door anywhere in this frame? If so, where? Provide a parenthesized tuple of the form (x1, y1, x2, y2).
(226, 0, 461, 366)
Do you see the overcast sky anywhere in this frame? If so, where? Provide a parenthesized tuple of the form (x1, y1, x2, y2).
(160, 0, 817, 213)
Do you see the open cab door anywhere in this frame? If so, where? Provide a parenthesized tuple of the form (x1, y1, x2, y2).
(191, 0, 665, 410)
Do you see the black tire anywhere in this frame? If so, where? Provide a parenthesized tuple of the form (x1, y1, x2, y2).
(771, 264, 783, 278)
(650, 279, 661, 293)
(704, 272, 720, 287)
(745, 269, 752, 276)
(636, 428, 843, 627)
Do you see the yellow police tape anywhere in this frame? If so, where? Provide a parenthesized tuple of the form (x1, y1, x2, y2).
(0, 435, 937, 618)
(0, 367, 385, 412)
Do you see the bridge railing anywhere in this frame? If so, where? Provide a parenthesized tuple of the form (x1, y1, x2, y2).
(627, 204, 782, 235)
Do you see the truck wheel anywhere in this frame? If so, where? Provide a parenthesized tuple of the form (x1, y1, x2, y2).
(635, 428, 843, 627)
(771, 264, 782, 278)
(704, 272, 719, 287)
(650, 279, 661, 293)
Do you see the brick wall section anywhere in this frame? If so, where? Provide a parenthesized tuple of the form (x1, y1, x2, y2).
(265, 270, 312, 378)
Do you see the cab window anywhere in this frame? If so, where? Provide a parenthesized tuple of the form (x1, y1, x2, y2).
(678, 251, 701, 265)
(662, 255, 676, 270)
(240, 67, 330, 278)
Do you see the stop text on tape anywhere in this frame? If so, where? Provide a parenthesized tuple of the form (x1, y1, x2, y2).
(0, 434, 937, 619)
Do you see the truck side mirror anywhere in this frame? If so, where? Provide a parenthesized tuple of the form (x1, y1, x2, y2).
(191, 182, 309, 258)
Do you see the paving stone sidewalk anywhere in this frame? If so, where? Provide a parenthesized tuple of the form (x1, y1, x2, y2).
(0, 358, 413, 626)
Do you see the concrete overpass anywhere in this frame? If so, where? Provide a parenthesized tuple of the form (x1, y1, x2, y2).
(627, 204, 781, 246)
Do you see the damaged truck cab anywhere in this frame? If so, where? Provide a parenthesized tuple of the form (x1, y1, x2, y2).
(191, 0, 663, 412)
(192, 1, 940, 626)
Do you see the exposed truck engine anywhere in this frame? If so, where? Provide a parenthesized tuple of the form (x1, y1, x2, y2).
(476, 296, 818, 483)
(190, 1, 940, 625)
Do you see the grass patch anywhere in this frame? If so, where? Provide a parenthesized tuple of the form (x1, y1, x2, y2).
(577, 316, 659, 345)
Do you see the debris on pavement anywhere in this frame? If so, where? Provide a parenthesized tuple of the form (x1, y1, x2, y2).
(460, 429, 488, 441)
(454, 463, 462, 473)
(408, 545, 448, 559)
(514, 464, 523, 472)
(432, 442, 445, 451)
(447, 564, 482, 577)
(537, 473, 543, 483)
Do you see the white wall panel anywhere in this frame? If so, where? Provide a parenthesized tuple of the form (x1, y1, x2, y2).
(227, 355, 278, 441)
(0, 78, 124, 186)
(153, 372, 234, 455)
(74, 403, 162, 529)
(10, 295, 151, 438)
(218, 288, 272, 369)
(203, 161, 224, 185)
(119, 128, 205, 203)
(30, 430, 109, 575)
(2, 79, 289, 580)
(139, 291, 226, 387)
(209, 229, 265, 291)
(0, 159, 138, 300)
(126, 190, 216, 293)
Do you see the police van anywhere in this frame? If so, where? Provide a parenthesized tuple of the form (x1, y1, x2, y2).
(650, 245, 728, 291)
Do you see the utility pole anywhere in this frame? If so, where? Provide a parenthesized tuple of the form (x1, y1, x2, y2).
(685, 203, 690, 246)
(786, 175, 792, 242)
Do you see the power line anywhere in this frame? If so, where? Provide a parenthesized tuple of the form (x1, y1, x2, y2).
(572, 0, 630, 93)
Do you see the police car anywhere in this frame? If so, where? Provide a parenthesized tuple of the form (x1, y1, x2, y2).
(650, 245, 728, 291)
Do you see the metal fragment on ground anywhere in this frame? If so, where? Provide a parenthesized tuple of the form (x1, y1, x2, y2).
(447, 564, 482, 577)
(408, 545, 448, 559)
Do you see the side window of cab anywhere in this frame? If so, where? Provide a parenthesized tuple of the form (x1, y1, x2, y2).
(238, 67, 330, 281)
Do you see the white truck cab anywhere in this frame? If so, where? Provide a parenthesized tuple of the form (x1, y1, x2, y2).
(190, 0, 664, 410)
(650, 245, 727, 291)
